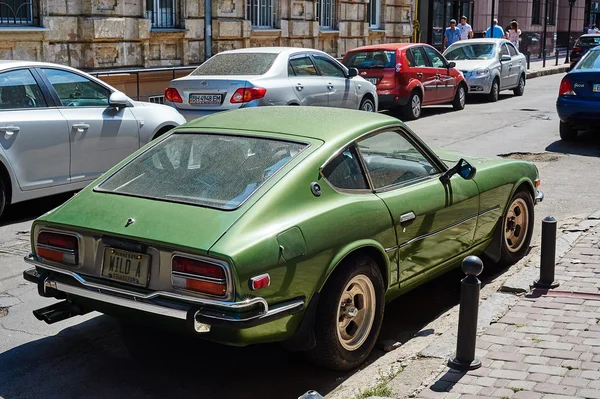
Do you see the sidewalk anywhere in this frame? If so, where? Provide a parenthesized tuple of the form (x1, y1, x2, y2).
(526, 60, 569, 79)
(414, 213, 600, 399)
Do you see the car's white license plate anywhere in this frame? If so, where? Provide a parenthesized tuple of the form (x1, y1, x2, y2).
(593, 84, 600, 92)
(366, 78, 378, 85)
(101, 248, 150, 287)
(189, 94, 223, 105)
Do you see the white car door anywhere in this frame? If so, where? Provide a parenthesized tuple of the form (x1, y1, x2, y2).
(288, 54, 329, 107)
(311, 53, 357, 109)
(499, 43, 514, 89)
(38, 67, 140, 183)
(0, 68, 70, 191)
(507, 43, 523, 87)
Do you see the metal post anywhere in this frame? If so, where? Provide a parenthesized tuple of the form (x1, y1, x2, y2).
(542, 0, 549, 67)
(555, 49, 559, 66)
(204, 0, 212, 60)
(534, 216, 560, 289)
(448, 256, 483, 371)
(565, 0, 575, 64)
(136, 71, 140, 101)
(527, 51, 531, 69)
(490, 0, 496, 38)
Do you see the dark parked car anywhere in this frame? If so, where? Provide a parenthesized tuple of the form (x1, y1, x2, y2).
(569, 34, 600, 70)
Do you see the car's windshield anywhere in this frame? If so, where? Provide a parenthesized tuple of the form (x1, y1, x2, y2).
(444, 43, 496, 60)
(190, 53, 278, 76)
(576, 50, 600, 70)
(343, 50, 397, 69)
(96, 134, 307, 210)
(577, 36, 600, 46)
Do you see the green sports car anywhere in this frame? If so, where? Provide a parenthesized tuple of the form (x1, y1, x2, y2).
(23, 107, 543, 370)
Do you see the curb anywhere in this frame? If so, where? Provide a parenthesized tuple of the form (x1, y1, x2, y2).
(526, 65, 569, 79)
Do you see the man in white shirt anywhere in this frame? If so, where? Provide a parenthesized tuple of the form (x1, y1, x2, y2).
(458, 16, 473, 40)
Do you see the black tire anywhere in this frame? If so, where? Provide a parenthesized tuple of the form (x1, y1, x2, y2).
(402, 91, 422, 120)
(513, 74, 525, 96)
(452, 84, 467, 110)
(559, 121, 578, 141)
(359, 97, 376, 112)
(306, 256, 385, 371)
(0, 178, 5, 220)
(487, 78, 500, 102)
(499, 189, 534, 266)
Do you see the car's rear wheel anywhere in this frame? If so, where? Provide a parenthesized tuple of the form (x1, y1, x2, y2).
(359, 97, 376, 112)
(0, 178, 6, 219)
(403, 91, 422, 120)
(499, 189, 534, 266)
(306, 256, 384, 370)
(513, 74, 525, 96)
(487, 78, 500, 102)
(559, 121, 578, 141)
(452, 84, 466, 110)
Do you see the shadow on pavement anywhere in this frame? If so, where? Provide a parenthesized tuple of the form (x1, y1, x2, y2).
(0, 192, 75, 228)
(545, 131, 600, 157)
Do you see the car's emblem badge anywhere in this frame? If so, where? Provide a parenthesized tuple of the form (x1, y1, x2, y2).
(125, 218, 135, 227)
(200, 81, 208, 87)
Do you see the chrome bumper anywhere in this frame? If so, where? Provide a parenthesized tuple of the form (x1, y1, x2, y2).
(535, 190, 544, 204)
(24, 254, 304, 332)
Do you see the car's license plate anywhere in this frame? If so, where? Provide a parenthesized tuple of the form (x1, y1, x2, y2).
(593, 84, 600, 92)
(366, 78, 378, 85)
(101, 248, 150, 287)
(189, 94, 223, 105)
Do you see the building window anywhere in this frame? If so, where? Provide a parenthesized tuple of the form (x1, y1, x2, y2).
(547, 0, 556, 25)
(0, 0, 41, 26)
(247, 0, 274, 28)
(147, 0, 178, 29)
(367, 0, 380, 29)
(531, 0, 541, 24)
(317, 0, 335, 29)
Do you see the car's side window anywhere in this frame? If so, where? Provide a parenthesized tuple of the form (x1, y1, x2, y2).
(312, 55, 346, 78)
(288, 62, 296, 76)
(407, 47, 429, 67)
(423, 46, 446, 68)
(507, 43, 518, 56)
(322, 146, 369, 190)
(500, 44, 510, 57)
(0, 69, 47, 109)
(357, 130, 438, 189)
(289, 56, 318, 76)
(40, 68, 111, 107)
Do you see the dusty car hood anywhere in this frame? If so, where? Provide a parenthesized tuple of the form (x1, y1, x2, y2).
(449, 59, 496, 72)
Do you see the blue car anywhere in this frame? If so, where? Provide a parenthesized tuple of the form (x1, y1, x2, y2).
(556, 46, 600, 141)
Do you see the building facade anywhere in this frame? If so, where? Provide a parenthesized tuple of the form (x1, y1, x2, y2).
(0, 0, 415, 71)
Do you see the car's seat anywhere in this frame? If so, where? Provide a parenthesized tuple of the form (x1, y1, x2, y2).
(1, 85, 35, 109)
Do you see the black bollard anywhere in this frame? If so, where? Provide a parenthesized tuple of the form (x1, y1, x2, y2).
(527, 52, 531, 70)
(448, 256, 483, 371)
(555, 49, 559, 66)
(534, 216, 560, 289)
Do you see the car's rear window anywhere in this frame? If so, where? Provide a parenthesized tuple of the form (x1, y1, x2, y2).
(96, 134, 307, 210)
(190, 53, 278, 76)
(577, 36, 600, 46)
(576, 50, 600, 69)
(343, 50, 397, 69)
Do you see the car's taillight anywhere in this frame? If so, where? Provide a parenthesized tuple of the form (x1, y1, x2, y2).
(36, 231, 79, 265)
(572, 46, 581, 53)
(559, 77, 576, 96)
(165, 87, 183, 103)
(171, 256, 227, 296)
(230, 87, 267, 104)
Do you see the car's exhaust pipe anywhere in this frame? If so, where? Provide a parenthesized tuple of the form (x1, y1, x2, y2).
(32, 301, 87, 324)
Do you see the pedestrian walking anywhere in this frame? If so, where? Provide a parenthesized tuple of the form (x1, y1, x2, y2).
(506, 20, 521, 49)
(458, 16, 473, 40)
(588, 24, 600, 34)
(443, 19, 461, 51)
(486, 18, 505, 38)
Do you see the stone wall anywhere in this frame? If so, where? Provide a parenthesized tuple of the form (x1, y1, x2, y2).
(0, 0, 415, 71)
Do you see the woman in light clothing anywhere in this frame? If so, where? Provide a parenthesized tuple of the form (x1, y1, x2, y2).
(506, 21, 521, 49)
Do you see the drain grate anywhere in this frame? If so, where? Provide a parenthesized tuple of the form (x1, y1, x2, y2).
(498, 152, 561, 162)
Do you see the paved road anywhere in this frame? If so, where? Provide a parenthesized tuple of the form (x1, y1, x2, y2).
(1, 73, 599, 399)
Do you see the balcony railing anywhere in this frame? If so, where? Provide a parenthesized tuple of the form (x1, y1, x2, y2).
(0, 0, 41, 26)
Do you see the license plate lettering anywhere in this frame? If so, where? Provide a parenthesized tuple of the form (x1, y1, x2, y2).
(593, 84, 600, 92)
(189, 94, 223, 105)
(102, 248, 150, 287)
(367, 78, 378, 85)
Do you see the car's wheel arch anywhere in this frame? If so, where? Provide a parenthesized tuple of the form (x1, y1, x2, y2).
(360, 93, 376, 107)
(408, 80, 424, 99)
(0, 158, 13, 205)
(151, 124, 177, 141)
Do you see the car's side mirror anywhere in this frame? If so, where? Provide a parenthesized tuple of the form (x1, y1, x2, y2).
(440, 158, 476, 183)
(109, 91, 133, 108)
(447, 61, 456, 68)
(500, 54, 512, 62)
(347, 68, 359, 78)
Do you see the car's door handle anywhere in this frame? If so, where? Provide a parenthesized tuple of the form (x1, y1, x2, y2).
(399, 211, 416, 224)
(417, 72, 423, 78)
(72, 123, 90, 133)
(0, 125, 20, 137)
(296, 83, 304, 91)
(327, 83, 334, 90)
(435, 73, 441, 78)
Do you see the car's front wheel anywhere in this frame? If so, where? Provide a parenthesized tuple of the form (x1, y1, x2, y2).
(452, 84, 466, 110)
(359, 97, 376, 112)
(559, 121, 578, 141)
(513, 74, 525, 96)
(306, 256, 385, 370)
(499, 189, 534, 265)
(0, 178, 5, 219)
(487, 78, 500, 102)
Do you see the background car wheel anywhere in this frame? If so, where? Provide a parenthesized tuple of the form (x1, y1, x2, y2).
(487, 79, 499, 102)
(306, 256, 385, 370)
(402, 91, 422, 120)
(499, 189, 534, 266)
(513, 75, 525, 96)
(0, 178, 5, 219)
(452, 84, 466, 110)
(359, 97, 376, 112)
(559, 121, 578, 141)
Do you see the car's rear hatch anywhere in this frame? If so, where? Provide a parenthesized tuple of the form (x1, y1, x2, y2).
(342, 49, 398, 90)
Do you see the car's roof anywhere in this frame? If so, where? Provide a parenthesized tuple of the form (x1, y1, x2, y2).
(178, 107, 400, 145)
(580, 34, 600, 37)
(345, 43, 418, 53)
(0, 60, 68, 70)
(451, 38, 506, 45)
(217, 47, 328, 56)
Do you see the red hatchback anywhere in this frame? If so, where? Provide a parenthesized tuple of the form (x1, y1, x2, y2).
(342, 43, 467, 120)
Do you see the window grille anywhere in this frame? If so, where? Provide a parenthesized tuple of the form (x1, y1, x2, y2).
(367, 0, 380, 28)
(0, 0, 40, 26)
(247, 0, 274, 28)
(146, 0, 178, 28)
(316, 0, 335, 29)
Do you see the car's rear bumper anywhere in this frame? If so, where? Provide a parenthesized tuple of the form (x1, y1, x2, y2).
(377, 93, 409, 108)
(556, 96, 600, 128)
(23, 254, 304, 333)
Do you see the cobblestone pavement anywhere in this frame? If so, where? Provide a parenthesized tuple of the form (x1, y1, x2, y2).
(416, 215, 600, 399)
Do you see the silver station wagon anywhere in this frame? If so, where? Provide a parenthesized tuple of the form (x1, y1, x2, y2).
(164, 47, 379, 121)
(0, 61, 186, 218)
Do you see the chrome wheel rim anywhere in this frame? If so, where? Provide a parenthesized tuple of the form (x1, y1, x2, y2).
(518, 77, 524, 92)
(493, 82, 499, 100)
(459, 87, 466, 107)
(411, 95, 421, 118)
(505, 198, 529, 253)
(336, 274, 376, 351)
(361, 100, 374, 112)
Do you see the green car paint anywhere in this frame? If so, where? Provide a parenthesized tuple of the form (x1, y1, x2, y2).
(27, 107, 540, 347)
